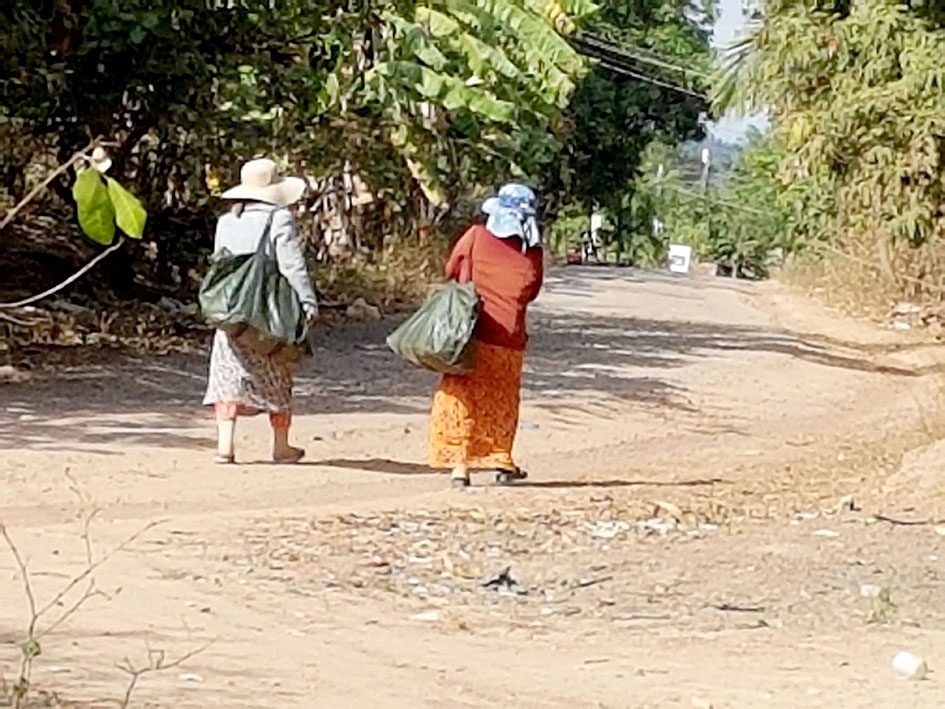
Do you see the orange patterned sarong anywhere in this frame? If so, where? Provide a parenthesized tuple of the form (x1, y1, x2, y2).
(428, 341, 524, 470)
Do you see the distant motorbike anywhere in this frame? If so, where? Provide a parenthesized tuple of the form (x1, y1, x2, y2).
(580, 230, 603, 264)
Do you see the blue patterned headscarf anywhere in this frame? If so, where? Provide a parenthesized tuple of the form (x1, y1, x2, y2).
(482, 183, 541, 252)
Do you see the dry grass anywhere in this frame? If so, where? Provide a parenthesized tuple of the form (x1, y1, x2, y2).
(316, 238, 448, 311)
(780, 253, 900, 321)
(780, 241, 945, 321)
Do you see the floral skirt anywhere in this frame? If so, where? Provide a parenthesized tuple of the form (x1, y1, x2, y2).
(202, 330, 295, 415)
(428, 341, 524, 470)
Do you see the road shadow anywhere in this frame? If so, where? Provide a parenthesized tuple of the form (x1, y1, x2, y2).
(542, 267, 756, 300)
(313, 458, 436, 475)
(542, 267, 647, 299)
(0, 270, 921, 451)
(514, 477, 728, 489)
(528, 310, 923, 383)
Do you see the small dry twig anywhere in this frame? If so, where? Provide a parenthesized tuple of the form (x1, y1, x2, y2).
(574, 575, 614, 590)
(33, 519, 164, 640)
(0, 471, 165, 709)
(65, 468, 100, 566)
(1, 521, 42, 708)
(873, 514, 945, 527)
(714, 602, 765, 613)
(0, 311, 40, 327)
(0, 522, 38, 632)
(117, 641, 214, 708)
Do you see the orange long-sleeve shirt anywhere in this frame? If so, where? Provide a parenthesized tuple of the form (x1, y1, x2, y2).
(445, 224, 543, 351)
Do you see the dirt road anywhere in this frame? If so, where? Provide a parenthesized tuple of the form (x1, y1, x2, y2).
(3, 268, 945, 707)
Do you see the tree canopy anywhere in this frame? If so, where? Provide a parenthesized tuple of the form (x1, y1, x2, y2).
(550, 0, 713, 257)
(712, 0, 945, 293)
(1, 0, 715, 308)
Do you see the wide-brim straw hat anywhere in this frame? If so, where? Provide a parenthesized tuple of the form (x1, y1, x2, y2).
(220, 158, 306, 207)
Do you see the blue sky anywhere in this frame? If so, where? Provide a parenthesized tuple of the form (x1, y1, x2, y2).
(708, 0, 768, 143)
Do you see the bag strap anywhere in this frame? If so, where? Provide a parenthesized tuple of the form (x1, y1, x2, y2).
(456, 227, 476, 284)
(254, 209, 278, 258)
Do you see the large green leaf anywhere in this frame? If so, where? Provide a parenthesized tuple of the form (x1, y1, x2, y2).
(415, 7, 519, 78)
(106, 177, 148, 238)
(415, 5, 461, 36)
(72, 169, 116, 245)
(465, 0, 584, 73)
(446, 0, 582, 99)
(454, 27, 520, 78)
(386, 13, 450, 70)
(522, 0, 597, 20)
(377, 61, 515, 122)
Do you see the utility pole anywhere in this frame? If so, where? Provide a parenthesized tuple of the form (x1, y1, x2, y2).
(700, 148, 724, 276)
(654, 163, 664, 251)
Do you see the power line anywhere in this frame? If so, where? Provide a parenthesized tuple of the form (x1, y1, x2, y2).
(659, 182, 770, 215)
(575, 33, 712, 80)
(595, 59, 708, 99)
(622, 50, 712, 80)
(570, 34, 709, 99)
(623, 43, 711, 70)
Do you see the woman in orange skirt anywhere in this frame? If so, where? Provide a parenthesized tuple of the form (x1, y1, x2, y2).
(428, 184, 544, 488)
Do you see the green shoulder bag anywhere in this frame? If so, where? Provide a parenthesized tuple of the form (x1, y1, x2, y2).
(198, 213, 306, 356)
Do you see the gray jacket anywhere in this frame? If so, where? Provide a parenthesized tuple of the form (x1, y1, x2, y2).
(214, 204, 318, 316)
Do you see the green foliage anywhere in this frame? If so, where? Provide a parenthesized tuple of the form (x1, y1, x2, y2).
(361, 0, 594, 206)
(719, 0, 945, 292)
(630, 132, 795, 277)
(547, 0, 714, 260)
(72, 170, 116, 246)
(546, 205, 588, 256)
(708, 132, 795, 276)
(2, 0, 594, 267)
(3, 0, 717, 312)
(71, 169, 147, 245)
(2, 0, 698, 213)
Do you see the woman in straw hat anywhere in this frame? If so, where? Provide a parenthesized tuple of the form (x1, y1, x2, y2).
(428, 183, 544, 488)
(202, 158, 319, 464)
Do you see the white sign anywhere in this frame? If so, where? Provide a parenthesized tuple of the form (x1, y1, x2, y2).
(668, 243, 693, 274)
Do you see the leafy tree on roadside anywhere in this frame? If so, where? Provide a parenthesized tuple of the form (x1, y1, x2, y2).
(547, 0, 714, 261)
(714, 0, 945, 292)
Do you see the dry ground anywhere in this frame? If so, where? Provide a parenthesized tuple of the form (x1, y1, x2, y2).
(3, 267, 945, 708)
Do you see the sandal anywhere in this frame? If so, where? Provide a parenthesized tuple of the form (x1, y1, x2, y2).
(493, 467, 528, 485)
(214, 454, 236, 465)
(273, 447, 305, 464)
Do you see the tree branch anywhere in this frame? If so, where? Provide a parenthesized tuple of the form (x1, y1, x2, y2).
(0, 238, 126, 310)
(33, 518, 165, 634)
(117, 641, 214, 708)
(0, 523, 38, 637)
(1, 139, 97, 231)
